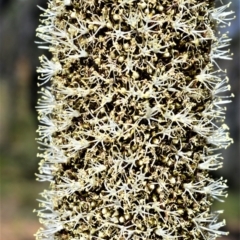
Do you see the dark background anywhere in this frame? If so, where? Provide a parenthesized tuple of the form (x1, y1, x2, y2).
(0, 0, 239, 239)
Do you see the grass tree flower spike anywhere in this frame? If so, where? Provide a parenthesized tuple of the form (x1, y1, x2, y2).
(35, 0, 234, 239)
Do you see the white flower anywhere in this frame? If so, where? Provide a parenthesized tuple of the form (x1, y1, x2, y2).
(209, 3, 235, 26)
(37, 56, 62, 86)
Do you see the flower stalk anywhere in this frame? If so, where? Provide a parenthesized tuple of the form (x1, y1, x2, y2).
(35, 0, 234, 239)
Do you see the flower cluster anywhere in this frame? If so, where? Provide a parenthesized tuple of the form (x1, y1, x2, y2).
(35, 0, 234, 239)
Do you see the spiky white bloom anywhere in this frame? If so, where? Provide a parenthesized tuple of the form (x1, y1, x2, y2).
(35, 0, 234, 239)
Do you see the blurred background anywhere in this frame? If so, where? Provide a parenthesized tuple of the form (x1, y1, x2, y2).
(0, 0, 239, 239)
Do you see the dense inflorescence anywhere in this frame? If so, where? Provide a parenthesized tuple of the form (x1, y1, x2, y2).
(35, 0, 234, 239)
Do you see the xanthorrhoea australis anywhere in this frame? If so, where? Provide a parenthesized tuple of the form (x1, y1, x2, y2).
(35, 0, 234, 239)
